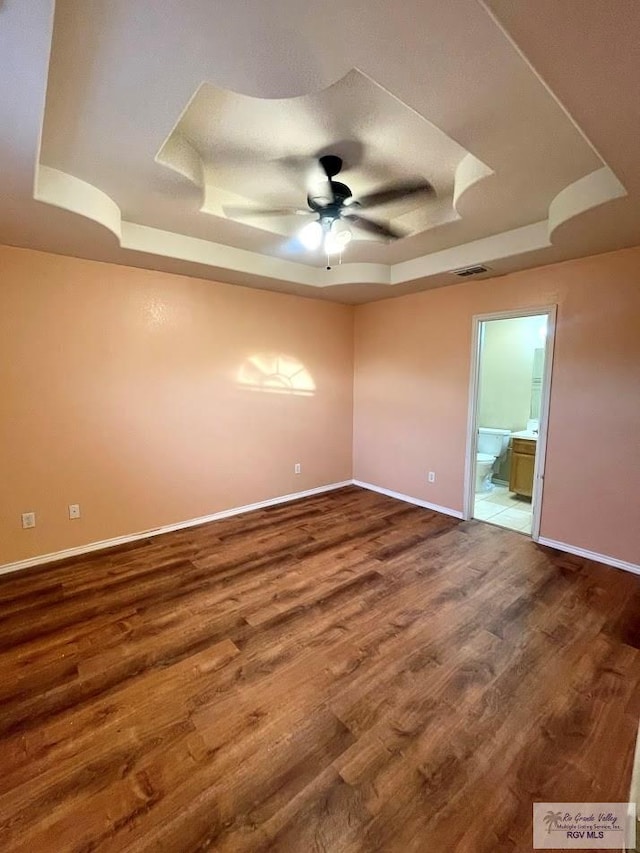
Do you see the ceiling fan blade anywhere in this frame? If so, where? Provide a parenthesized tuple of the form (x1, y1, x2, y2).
(343, 213, 405, 240)
(223, 205, 311, 218)
(356, 180, 435, 208)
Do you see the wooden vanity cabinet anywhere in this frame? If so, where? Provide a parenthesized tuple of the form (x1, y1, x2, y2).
(509, 438, 536, 497)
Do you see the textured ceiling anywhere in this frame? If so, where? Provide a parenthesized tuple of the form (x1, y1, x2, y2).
(0, 0, 639, 302)
(157, 69, 473, 244)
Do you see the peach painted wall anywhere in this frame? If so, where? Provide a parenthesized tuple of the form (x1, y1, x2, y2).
(0, 246, 354, 564)
(353, 246, 640, 566)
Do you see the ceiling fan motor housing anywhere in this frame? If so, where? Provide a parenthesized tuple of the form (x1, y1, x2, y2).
(308, 181, 353, 216)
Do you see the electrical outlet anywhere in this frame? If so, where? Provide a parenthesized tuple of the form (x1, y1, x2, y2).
(21, 512, 36, 529)
(294, 463, 301, 474)
(68, 504, 81, 520)
(428, 471, 436, 483)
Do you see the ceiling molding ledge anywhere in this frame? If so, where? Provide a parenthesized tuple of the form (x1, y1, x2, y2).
(35, 166, 122, 241)
(33, 164, 626, 291)
(548, 166, 627, 239)
(34, 165, 391, 287)
(452, 153, 496, 215)
(121, 223, 392, 287)
(391, 221, 551, 284)
(155, 133, 204, 188)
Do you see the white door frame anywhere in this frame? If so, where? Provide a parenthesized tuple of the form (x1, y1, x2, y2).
(462, 305, 557, 541)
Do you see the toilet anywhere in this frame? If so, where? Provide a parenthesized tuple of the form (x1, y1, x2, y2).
(476, 427, 511, 492)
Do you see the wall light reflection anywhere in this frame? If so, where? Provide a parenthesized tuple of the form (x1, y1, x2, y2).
(237, 354, 315, 396)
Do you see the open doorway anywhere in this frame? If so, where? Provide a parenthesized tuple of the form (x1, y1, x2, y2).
(463, 307, 556, 539)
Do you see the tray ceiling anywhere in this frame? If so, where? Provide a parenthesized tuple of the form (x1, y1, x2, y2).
(1, 0, 639, 302)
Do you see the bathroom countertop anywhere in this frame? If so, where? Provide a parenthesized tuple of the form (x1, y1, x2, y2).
(511, 430, 538, 440)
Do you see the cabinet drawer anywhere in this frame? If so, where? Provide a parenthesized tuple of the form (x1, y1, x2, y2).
(511, 438, 536, 455)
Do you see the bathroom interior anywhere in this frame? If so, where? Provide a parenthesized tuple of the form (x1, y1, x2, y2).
(473, 314, 548, 534)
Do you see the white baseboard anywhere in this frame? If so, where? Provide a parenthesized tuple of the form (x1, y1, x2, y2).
(4, 482, 635, 581)
(352, 479, 464, 519)
(537, 536, 640, 577)
(354, 486, 639, 575)
(0, 480, 353, 577)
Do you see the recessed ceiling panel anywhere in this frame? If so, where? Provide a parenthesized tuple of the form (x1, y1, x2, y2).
(156, 69, 477, 241)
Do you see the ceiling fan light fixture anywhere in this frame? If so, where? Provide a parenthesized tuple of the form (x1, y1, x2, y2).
(298, 220, 323, 250)
(324, 219, 353, 255)
(226, 154, 432, 258)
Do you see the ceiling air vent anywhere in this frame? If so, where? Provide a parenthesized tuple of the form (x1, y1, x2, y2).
(452, 264, 490, 278)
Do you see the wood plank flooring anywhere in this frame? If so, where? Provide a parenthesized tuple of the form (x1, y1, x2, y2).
(0, 485, 638, 852)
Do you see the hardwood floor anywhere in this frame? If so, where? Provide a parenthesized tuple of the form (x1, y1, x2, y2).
(0, 485, 638, 852)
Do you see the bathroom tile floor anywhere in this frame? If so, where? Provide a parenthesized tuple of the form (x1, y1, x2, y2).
(473, 484, 533, 534)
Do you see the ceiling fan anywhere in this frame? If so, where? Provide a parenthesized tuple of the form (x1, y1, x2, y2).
(224, 154, 436, 258)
